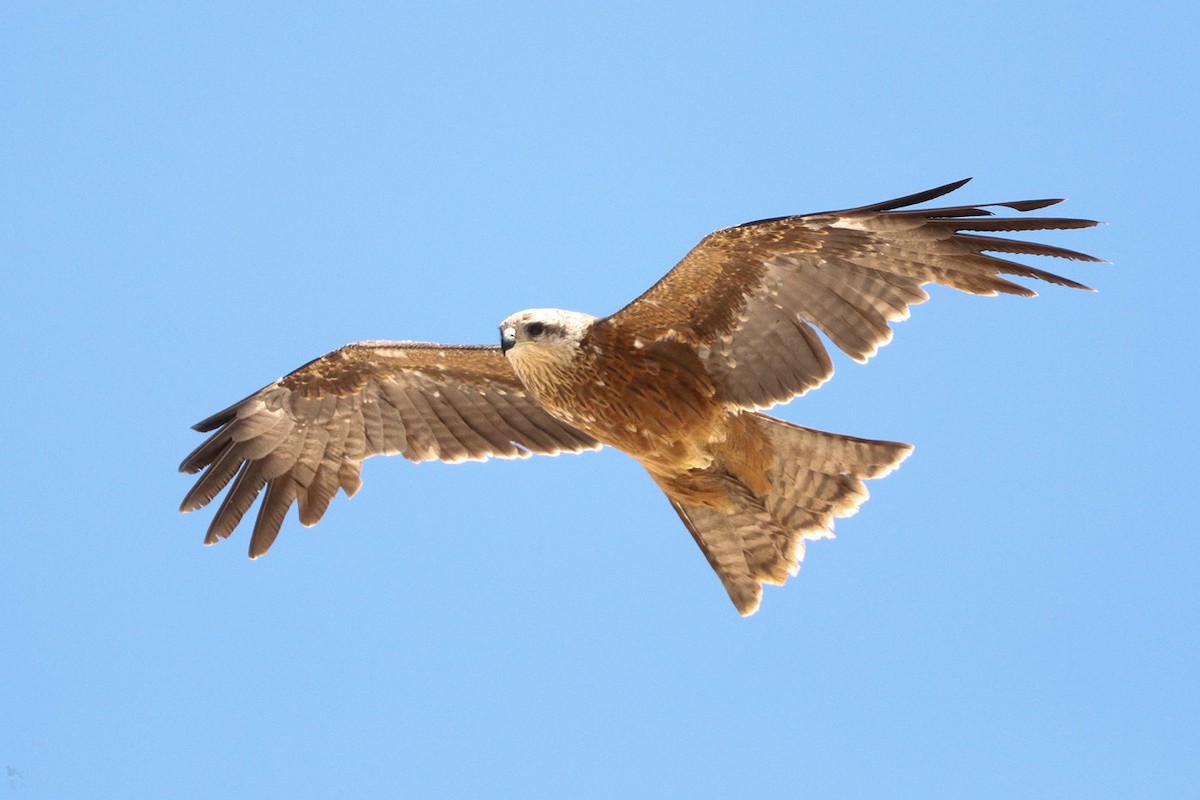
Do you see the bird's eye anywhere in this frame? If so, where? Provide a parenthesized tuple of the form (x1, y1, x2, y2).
(526, 322, 546, 337)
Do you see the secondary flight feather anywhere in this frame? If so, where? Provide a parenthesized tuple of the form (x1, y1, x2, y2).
(179, 178, 1102, 615)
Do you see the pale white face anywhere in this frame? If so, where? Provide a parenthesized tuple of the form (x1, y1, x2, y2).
(499, 308, 595, 349)
(499, 308, 596, 372)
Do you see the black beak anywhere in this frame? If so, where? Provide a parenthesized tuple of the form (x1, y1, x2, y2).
(500, 327, 516, 353)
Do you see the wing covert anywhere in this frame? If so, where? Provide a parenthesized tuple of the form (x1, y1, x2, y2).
(179, 341, 599, 557)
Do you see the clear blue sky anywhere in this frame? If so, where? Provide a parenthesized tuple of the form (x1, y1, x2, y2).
(3, 2, 1196, 797)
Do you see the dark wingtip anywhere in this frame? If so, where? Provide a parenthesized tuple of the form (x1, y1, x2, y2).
(849, 178, 973, 214)
(997, 197, 1064, 212)
(192, 409, 235, 432)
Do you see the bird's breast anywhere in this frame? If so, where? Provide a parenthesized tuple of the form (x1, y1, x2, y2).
(516, 336, 724, 469)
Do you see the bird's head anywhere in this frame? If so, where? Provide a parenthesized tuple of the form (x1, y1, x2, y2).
(499, 309, 596, 371)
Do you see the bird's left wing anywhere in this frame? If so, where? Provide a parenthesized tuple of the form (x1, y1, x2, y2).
(604, 178, 1103, 410)
(179, 341, 599, 557)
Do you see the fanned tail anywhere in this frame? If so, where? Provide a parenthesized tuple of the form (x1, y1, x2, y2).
(669, 414, 912, 615)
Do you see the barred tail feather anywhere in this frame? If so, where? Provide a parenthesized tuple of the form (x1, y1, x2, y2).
(670, 414, 912, 615)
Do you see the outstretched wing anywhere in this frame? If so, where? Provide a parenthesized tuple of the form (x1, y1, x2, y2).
(604, 178, 1104, 410)
(179, 341, 599, 557)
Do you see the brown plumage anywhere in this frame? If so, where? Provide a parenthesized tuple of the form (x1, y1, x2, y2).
(179, 178, 1103, 615)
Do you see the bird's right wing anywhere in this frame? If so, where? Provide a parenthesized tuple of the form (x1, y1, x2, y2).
(605, 179, 1103, 411)
(179, 341, 599, 557)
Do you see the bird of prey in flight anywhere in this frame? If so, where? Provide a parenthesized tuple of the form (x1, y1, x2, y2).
(179, 178, 1101, 615)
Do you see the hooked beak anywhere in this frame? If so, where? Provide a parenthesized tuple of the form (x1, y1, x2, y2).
(500, 326, 517, 354)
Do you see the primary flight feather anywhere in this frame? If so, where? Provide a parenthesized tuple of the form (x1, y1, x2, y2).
(179, 178, 1101, 615)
